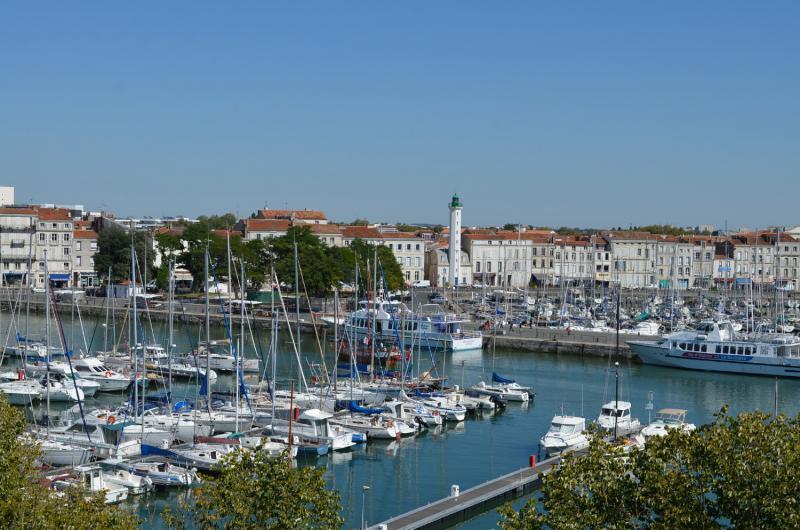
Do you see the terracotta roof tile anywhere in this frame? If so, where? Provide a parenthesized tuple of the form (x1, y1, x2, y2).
(308, 224, 342, 235)
(73, 230, 98, 239)
(36, 207, 72, 222)
(342, 226, 383, 239)
(245, 219, 291, 232)
(257, 209, 327, 221)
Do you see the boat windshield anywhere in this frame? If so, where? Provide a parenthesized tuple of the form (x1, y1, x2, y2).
(550, 423, 576, 434)
(601, 408, 627, 417)
(656, 413, 683, 425)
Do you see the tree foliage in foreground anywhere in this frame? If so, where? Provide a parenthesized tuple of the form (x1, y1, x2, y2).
(499, 408, 800, 529)
(171, 448, 343, 530)
(0, 395, 136, 530)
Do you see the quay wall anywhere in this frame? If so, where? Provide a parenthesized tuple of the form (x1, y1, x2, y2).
(483, 327, 656, 359)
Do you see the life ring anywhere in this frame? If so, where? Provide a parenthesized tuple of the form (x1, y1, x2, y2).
(105, 371, 113, 377)
(311, 376, 319, 385)
(107, 415, 116, 425)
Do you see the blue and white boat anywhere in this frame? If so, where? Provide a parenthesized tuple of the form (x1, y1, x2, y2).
(343, 300, 482, 351)
(628, 320, 800, 378)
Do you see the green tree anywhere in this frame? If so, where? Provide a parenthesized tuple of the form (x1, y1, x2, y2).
(499, 408, 800, 529)
(432, 224, 444, 234)
(176, 449, 342, 529)
(395, 224, 421, 233)
(94, 226, 155, 284)
(0, 395, 136, 529)
(269, 226, 342, 296)
(350, 218, 369, 226)
(345, 239, 404, 291)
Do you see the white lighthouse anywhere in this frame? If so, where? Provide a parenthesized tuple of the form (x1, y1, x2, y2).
(448, 194, 463, 287)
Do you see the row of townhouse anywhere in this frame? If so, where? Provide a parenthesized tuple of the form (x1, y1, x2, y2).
(239, 210, 427, 286)
(437, 228, 800, 290)
(0, 206, 99, 289)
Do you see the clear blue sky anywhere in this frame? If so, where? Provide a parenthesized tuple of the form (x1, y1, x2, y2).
(1, 2, 798, 229)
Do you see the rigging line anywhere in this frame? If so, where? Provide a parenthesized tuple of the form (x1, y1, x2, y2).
(48, 287, 92, 443)
(209, 260, 253, 413)
(296, 259, 329, 383)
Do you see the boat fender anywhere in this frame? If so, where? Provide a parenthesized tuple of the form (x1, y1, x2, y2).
(107, 415, 116, 425)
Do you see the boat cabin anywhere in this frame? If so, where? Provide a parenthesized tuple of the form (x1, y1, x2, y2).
(547, 416, 586, 434)
(653, 408, 688, 425)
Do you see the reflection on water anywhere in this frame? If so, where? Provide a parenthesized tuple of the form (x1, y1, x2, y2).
(4, 313, 800, 528)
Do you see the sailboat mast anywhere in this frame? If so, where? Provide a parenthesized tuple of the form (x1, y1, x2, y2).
(44, 249, 50, 437)
(167, 260, 174, 403)
(294, 238, 300, 365)
(614, 287, 620, 441)
(130, 225, 142, 434)
(371, 247, 377, 380)
(204, 247, 211, 401)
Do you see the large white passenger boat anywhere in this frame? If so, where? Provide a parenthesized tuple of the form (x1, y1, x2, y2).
(628, 321, 800, 378)
(343, 300, 482, 351)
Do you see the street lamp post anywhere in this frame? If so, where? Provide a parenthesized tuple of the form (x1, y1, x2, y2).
(361, 485, 371, 530)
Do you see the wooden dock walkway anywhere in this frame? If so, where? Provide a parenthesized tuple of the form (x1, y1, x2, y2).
(368, 452, 572, 530)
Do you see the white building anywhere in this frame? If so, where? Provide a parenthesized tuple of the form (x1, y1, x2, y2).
(73, 229, 99, 288)
(242, 219, 291, 241)
(342, 226, 425, 286)
(35, 207, 74, 288)
(0, 206, 37, 286)
(0, 187, 14, 207)
(425, 243, 471, 288)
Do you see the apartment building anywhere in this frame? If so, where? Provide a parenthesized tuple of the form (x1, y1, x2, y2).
(342, 227, 426, 286)
(0, 207, 37, 286)
(34, 208, 74, 288)
(73, 229, 99, 288)
(242, 219, 291, 241)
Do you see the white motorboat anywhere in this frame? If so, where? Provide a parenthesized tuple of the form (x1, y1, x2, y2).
(0, 380, 41, 405)
(539, 415, 590, 456)
(266, 408, 356, 451)
(25, 362, 100, 397)
(331, 413, 399, 440)
(343, 299, 483, 351)
(51, 464, 129, 504)
(596, 401, 641, 436)
(140, 409, 213, 444)
(38, 373, 84, 402)
(129, 459, 200, 487)
(34, 436, 93, 467)
(39, 410, 141, 459)
(420, 397, 467, 422)
(73, 358, 132, 391)
(641, 408, 696, 440)
(471, 381, 529, 403)
(100, 459, 154, 495)
(167, 443, 231, 471)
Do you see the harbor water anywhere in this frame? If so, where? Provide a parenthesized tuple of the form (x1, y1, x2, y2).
(5, 313, 800, 529)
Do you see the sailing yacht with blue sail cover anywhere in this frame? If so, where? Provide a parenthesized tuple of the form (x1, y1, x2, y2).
(628, 320, 800, 378)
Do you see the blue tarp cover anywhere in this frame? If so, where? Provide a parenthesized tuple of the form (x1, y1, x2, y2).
(348, 400, 384, 415)
(492, 372, 515, 384)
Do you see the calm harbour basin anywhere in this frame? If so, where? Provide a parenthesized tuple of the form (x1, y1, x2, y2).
(8, 314, 800, 529)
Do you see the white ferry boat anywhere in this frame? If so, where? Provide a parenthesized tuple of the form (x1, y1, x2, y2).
(343, 300, 482, 351)
(628, 320, 800, 378)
